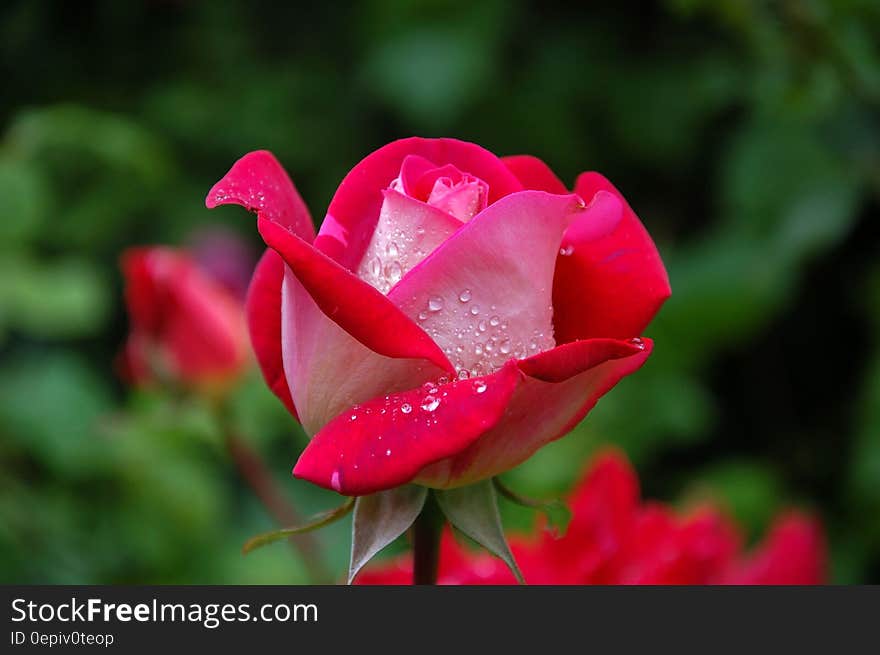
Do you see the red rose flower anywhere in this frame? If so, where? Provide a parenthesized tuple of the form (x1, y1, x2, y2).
(356, 449, 827, 585)
(207, 140, 670, 496)
(119, 246, 249, 388)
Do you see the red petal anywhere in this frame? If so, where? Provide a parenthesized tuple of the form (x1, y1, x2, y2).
(553, 172, 670, 342)
(502, 155, 569, 194)
(415, 338, 652, 488)
(727, 512, 826, 584)
(563, 449, 641, 583)
(293, 362, 522, 496)
(120, 247, 247, 385)
(206, 150, 315, 242)
(315, 138, 523, 269)
(245, 249, 297, 417)
(259, 217, 451, 372)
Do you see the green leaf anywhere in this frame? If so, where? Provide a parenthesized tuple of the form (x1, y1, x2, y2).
(493, 478, 572, 537)
(348, 485, 427, 584)
(0, 157, 49, 245)
(0, 352, 113, 476)
(435, 480, 525, 584)
(0, 255, 109, 338)
(242, 498, 354, 555)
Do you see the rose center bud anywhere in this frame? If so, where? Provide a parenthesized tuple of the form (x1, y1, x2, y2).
(356, 158, 489, 295)
(423, 174, 486, 223)
(356, 156, 556, 378)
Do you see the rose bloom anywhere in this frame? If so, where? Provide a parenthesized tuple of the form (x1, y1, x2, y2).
(356, 449, 827, 585)
(207, 139, 670, 495)
(119, 246, 249, 389)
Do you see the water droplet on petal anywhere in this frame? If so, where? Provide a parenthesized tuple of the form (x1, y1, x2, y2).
(458, 289, 472, 303)
(630, 337, 646, 350)
(421, 395, 441, 412)
(428, 296, 444, 312)
(458, 369, 470, 380)
(384, 261, 402, 284)
(401, 403, 412, 414)
(331, 470, 342, 492)
(386, 449, 392, 456)
(437, 375, 449, 385)
(470, 304, 480, 316)
(559, 244, 574, 256)
(473, 381, 487, 394)
(500, 339, 511, 354)
(489, 315, 500, 327)
(386, 242, 399, 258)
(368, 257, 381, 278)
(418, 311, 428, 321)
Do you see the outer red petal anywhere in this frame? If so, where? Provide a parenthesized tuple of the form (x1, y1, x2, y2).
(315, 137, 523, 269)
(415, 338, 653, 488)
(726, 512, 826, 584)
(206, 150, 314, 413)
(258, 217, 451, 373)
(120, 248, 165, 333)
(553, 172, 671, 342)
(501, 155, 569, 194)
(561, 449, 641, 583)
(206, 150, 315, 242)
(245, 249, 297, 417)
(292, 362, 522, 496)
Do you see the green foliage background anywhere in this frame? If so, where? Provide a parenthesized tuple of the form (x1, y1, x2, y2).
(1, 0, 878, 583)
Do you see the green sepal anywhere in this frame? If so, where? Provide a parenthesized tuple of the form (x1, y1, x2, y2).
(435, 480, 525, 584)
(348, 485, 428, 584)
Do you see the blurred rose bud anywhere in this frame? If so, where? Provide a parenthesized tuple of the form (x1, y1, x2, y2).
(118, 246, 249, 391)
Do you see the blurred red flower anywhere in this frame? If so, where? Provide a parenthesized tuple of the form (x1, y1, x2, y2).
(356, 449, 826, 585)
(118, 246, 249, 389)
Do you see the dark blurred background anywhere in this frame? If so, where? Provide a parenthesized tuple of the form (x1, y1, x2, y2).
(1, 0, 878, 583)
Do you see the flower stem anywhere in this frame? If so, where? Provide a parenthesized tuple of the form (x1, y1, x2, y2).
(225, 432, 333, 583)
(412, 493, 444, 585)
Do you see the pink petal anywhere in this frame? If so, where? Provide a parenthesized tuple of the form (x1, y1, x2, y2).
(424, 174, 487, 223)
(395, 155, 436, 196)
(414, 338, 652, 488)
(293, 362, 523, 495)
(553, 172, 670, 342)
(502, 155, 569, 194)
(559, 190, 624, 253)
(315, 138, 523, 269)
(245, 249, 297, 417)
(388, 191, 588, 377)
(206, 150, 315, 242)
(258, 216, 452, 373)
(355, 189, 462, 294)
(280, 267, 448, 435)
